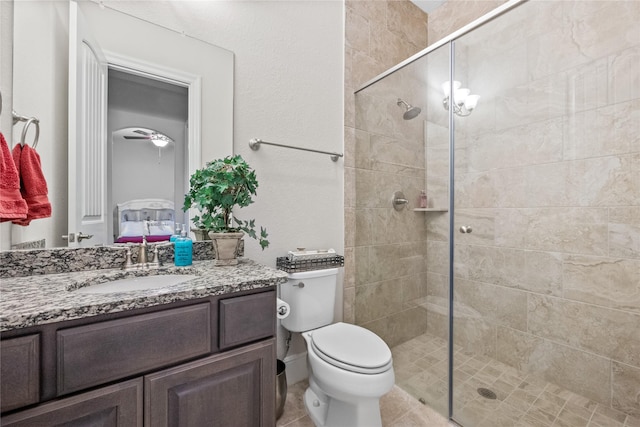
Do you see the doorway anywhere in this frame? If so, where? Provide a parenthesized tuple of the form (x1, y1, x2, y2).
(107, 69, 188, 244)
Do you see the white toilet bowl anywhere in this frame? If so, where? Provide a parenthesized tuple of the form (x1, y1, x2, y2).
(301, 322, 395, 427)
(280, 268, 394, 426)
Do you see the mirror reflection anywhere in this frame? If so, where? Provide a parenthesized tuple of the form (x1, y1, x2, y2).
(7, 0, 233, 250)
(108, 70, 187, 245)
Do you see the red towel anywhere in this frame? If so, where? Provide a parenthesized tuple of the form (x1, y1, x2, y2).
(0, 132, 28, 222)
(12, 143, 52, 226)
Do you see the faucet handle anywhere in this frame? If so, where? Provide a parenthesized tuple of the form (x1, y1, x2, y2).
(123, 247, 135, 270)
(149, 245, 159, 265)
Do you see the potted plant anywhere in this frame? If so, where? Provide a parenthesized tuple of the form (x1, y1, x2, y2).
(183, 155, 269, 265)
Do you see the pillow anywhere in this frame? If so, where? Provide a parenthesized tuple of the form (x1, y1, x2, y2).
(120, 221, 145, 237)
(149, 220, 175, 236)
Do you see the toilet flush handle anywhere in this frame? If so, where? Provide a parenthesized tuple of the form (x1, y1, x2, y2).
(293, 282, 305, 288)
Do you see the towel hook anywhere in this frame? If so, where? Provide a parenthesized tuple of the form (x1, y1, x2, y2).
(20, 117, 40, 148)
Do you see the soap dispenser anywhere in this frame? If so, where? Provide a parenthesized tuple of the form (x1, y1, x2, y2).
(170, 222, 182, 242)
(174, 227, 193, 266)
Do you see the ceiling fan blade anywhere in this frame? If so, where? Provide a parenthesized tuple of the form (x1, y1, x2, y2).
(133, 129, 151, 136)
(123, 136, 150, 139)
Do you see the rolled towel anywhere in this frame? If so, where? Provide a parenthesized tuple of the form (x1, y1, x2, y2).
(0, 132, 28, 222)
(12, 143, 51, 225)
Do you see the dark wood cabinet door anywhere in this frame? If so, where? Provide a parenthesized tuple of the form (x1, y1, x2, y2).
(0, 378, 143, 427)
(1, 334, 40, 412)
(145, 339, 275, 427)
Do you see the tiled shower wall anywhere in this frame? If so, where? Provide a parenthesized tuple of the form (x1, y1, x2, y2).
(423, 1, 640, 417)
(344, 0, 513, 347)
(343, 0, 428, 342)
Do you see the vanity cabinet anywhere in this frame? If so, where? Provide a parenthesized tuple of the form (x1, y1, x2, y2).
(1, 287, 276, 427)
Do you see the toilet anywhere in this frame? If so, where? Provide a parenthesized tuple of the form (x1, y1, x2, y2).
(280, 268, 394, 427)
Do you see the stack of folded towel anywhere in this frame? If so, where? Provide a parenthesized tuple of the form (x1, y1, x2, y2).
(0, 132, 51, 225)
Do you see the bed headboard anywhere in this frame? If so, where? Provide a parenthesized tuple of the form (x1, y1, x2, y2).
(115, 198, 176, 242)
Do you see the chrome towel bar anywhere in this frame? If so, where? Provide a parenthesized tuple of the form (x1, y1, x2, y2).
(249, 138, 343, 162)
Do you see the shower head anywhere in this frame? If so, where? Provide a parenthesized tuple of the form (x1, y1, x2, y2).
(397, 98, 421, 120)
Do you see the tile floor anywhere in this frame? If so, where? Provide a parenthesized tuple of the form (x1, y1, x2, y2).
(276, 332, 639, 426)
(276, 380, 453, 427)
(393, 333, 640, 427)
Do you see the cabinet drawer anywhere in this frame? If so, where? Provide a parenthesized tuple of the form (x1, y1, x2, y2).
(1, 334, 40, 412)
(1, 378, 142, 427)
(57, 303, 211, 395)
(219, 290, 275, 349)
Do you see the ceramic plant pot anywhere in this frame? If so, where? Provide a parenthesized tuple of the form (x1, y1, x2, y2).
(208, 231, 244, 266)
(191, 228, 211, 241)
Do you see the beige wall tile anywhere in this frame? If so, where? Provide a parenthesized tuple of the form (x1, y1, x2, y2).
(426, 306, 448, 340)
(563, 255, 640, 315)
(362, 307, 428, 347)
(528, 294, 640, 368)
(496, 327, 611, 406)
(612, 361, 640, 417)
(427, 0, 506, 43)
(610, 46, 640, 105)
(464, 245, 525, 289)
(345, 9, 370, 55)
(343, 125, 356, 169)
(453, 316, 495, 358)
(344, 207, 355, 248)
(610, 207, 640, 259)
(343, 285, 355, 324)
(521, 250, 563, 297)
(343, 246, 355, 289)
(356, 278, 404, 324)
(564, 99, 639, 161)
(426, 272, 448, 305)
(344, 166, 355, 208)
(350, 49, 380, 89)
(525, 208, 609, 255)
(386, 1, 427, 49)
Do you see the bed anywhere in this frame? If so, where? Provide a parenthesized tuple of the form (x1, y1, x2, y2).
(114, 198, 176, 243)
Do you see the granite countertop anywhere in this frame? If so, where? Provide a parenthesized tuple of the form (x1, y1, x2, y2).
(0, 258, 289, 332)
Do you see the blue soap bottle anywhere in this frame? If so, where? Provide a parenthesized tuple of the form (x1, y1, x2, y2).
(174, 228, 193, 266)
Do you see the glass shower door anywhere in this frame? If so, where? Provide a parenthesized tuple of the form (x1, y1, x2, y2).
(451, 1, 640, 426)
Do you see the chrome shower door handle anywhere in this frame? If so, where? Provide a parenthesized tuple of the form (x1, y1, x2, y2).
(459, 226, 472, 234)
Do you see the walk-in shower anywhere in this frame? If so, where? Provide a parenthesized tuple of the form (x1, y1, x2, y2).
(353, 0, 639, 425)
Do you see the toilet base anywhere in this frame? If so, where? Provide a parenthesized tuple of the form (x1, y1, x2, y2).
(303, 384, 383, 427)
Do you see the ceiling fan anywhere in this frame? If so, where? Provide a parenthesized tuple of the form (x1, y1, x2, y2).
(123, 129, 173, 147)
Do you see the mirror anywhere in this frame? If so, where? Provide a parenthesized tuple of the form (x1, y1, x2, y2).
(7, 0, 233, 249)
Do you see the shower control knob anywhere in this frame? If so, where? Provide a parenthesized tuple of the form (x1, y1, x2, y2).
(459, 226, 472, 234)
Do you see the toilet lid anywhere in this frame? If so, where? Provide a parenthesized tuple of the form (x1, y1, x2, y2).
(310, 323, 392, 374)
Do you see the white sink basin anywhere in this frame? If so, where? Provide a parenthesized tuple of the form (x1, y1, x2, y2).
(74, 274, 198, 294)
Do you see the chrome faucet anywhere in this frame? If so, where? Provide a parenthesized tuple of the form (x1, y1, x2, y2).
(123, 221, 155, 270)
(138, 234, 149, 265)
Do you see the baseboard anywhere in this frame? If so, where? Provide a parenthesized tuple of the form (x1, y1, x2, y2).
(283, 352, 308, 386)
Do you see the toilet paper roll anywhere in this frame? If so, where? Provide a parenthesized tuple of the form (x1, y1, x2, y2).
(277, 298, 290, 320)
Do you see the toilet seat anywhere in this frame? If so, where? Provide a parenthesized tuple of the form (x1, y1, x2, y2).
(309, 323, 392, 374)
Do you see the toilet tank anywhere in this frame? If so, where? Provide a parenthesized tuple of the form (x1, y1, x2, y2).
(280, 268, 338, 332)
